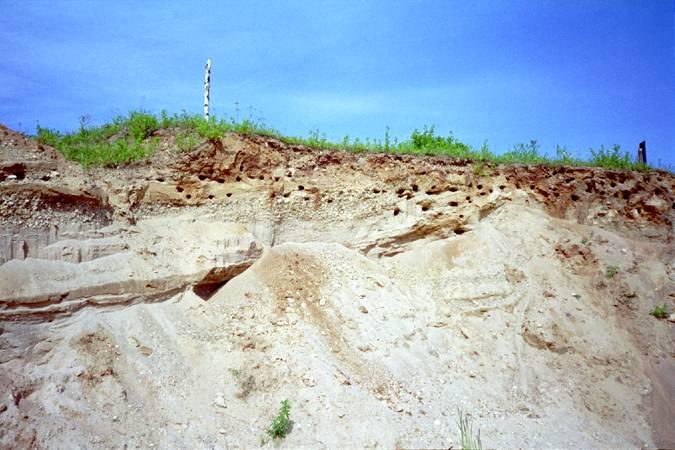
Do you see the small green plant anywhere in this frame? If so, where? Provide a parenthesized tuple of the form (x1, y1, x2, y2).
(175, 131, 200, 152)
(265, 399, 291, 441)
(35, 124, 61, 147)
(194, 118, 225, 140)
(605, 265, 619, 279)
(581, 231, 594, 245)
(555, 145, 582, 166)
(588, 144, 646, 170)
(473, 162, 486, 177)
(650, 305, 668, 319)
(457, 408, 482, 450)
(127, 111, 159, 141)
(496, 140, 548, 164)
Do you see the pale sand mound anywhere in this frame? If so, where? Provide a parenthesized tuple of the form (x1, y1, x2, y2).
(1, 203, 672, 448)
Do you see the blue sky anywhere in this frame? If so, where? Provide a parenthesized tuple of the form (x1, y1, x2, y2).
(1, 1, 673, 167)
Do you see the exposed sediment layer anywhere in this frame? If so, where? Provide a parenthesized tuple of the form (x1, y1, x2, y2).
(0, 124, 673, 448)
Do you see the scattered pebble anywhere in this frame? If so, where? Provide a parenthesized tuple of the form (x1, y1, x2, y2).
(213, 393, 227, 409)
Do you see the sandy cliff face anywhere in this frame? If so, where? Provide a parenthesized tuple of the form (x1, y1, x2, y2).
(0, 124, 673, 448)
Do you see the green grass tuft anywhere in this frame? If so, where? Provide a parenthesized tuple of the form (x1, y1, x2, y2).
(605, 265, 619, 279)
(650, 304, 668, 319)
(175, 131, 200, 152)
(588, 145, 648, 170)
(581, 231, 594, 246)
(457, 408, 482, 450)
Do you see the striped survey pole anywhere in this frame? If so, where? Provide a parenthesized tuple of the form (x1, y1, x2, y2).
(204, 58, 211, 120)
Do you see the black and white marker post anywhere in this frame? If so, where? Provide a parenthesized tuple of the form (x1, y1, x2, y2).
(204, 58, 211, 121)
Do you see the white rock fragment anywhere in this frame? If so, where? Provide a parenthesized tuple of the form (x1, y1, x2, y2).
(213, 393, 227, 409)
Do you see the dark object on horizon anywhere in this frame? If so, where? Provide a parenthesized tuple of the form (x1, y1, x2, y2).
(637, 141, 647, 164)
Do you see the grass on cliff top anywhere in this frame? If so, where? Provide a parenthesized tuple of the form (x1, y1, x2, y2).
(35, 110, 653, 171)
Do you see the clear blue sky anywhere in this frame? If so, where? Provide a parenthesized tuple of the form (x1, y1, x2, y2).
(1, 1, 673, 167)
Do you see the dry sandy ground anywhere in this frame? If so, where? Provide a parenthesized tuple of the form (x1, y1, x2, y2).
(0, 125, 673, 448)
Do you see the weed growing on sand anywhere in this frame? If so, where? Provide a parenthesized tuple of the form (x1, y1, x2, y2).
(264, 399, 291, 442)
(581, 231, 594, 245)
(35, 110, 661, 172)
(473, 162, 489, 177)
(494, 140, 548, 165)
(589, 145, 649, 170)
(605, 265, 619, 279)
(35, 109, 273, 167)
(175, 131, 200, 152)
(650, 304, 668, 319)
(456, 408, 482, 450)
(36, 111, 162, 167)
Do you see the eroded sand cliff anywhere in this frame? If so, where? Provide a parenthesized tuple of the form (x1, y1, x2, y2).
(1, 124, 673, 448)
